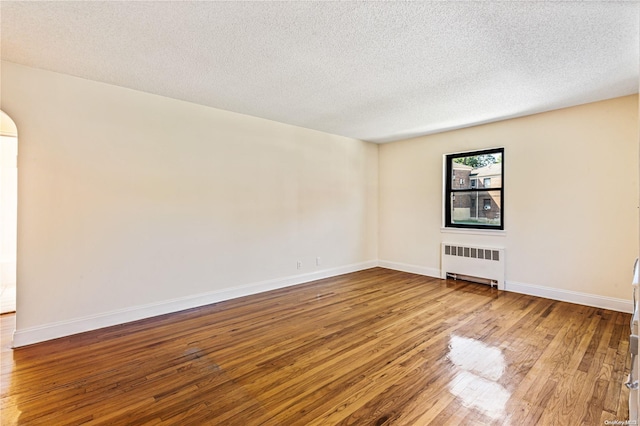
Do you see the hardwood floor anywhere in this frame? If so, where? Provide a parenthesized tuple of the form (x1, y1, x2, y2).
(0, 268, 632, 425)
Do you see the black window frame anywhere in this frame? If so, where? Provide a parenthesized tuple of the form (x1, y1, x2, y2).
(444, 147, 504, 230)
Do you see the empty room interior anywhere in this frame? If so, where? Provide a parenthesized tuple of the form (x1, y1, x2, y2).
(1, 2, 639, 425)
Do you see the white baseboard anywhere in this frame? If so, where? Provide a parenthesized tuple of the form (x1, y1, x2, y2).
(377, 260, 633, 313)
(12, 260, 632, 347)
(12, 260, 378, 347)
(377, 260, 441, 279)
(505, 280, 633, 314)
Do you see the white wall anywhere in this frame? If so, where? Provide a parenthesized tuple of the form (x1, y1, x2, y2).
(2, 60, 637, 346)
(0, 111, 18, 314)
(0, 134, 18, 309)
(1, 62, 378, 345)
(379, 95, 639, 306)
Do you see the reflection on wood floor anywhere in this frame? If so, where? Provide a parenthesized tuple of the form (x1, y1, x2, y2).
(0, 268, 631, 425)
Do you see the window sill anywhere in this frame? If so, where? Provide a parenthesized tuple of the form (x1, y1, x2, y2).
(440, 227, 506, 237)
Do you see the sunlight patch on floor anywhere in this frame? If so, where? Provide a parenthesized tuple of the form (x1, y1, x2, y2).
(447, 334, 510, 419)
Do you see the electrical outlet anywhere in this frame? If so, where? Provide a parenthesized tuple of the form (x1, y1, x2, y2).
(316, 257, 321, 266)
(297, 261, 302, 270)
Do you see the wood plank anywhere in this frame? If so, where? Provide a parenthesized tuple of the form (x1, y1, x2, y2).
(0, 268, 633, 425)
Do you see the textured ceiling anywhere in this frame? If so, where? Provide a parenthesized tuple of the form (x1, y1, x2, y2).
(1, 1, 638, 143)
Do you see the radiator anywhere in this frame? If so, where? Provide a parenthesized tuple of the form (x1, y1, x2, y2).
(441, 243, 505, 290)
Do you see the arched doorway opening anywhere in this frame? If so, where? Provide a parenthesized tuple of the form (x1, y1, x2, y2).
(0, 111, 18, 314)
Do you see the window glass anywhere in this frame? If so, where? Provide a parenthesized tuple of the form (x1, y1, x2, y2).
(445, 148, 504, 230)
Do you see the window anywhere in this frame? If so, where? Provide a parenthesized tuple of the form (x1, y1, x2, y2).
(444, 148, 503, 230)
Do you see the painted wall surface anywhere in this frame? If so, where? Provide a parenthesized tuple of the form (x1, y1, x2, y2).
(0, 111, 18, 314)
(2, 59, 637, 344)
(0, 135, 17, 287)
(1, 62, 378, 337)
(379, 95, 639, 301)
(1, 110, 18, 137)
